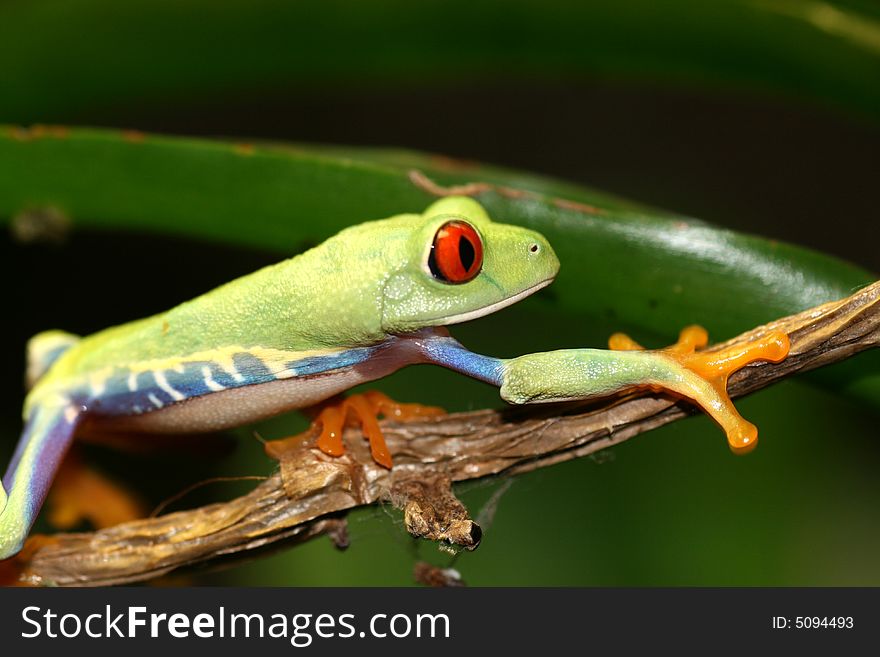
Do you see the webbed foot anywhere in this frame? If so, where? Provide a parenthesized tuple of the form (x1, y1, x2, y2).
(266, 391, 444, 468)
(609, 325, 790, 453)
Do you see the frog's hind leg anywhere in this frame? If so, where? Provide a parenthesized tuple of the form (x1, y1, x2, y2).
(610, 325, 790, 453)
(1, 403, 82, 560)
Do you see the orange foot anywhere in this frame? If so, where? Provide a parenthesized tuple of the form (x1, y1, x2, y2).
(266, 391, 444, 469)
(609, 325, 790, 454)
(313, 391, 445, 468)
(46, 449, 148, 530)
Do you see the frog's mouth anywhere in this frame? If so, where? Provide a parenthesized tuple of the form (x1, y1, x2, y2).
(437, 277, 555, 326)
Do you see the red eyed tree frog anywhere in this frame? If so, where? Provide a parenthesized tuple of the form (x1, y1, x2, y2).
(0, 197, 789, 559)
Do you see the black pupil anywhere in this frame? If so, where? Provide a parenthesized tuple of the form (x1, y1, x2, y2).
(458, 236, 475, 272)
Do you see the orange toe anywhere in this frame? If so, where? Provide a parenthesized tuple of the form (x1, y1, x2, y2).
(346, 395, 393, 468)
(679, 330, 789, 383)
(608, 332, 644, 351)
(727, 420, 759, 455)
(668, 325, 709, 353)
(314, 405, 346, 457)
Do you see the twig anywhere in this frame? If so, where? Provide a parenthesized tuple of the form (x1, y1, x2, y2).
(10, 281, 880, 586)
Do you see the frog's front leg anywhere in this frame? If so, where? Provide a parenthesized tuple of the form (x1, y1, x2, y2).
(498, 326, 789, 453)
(0, 402, 82, 559)
(307, 327, 788, 462)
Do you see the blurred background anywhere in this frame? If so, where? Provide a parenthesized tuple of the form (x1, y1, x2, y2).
(1, 0, 879, 585)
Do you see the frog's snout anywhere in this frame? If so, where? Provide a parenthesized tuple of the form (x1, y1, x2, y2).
(524, 231, 560, 282)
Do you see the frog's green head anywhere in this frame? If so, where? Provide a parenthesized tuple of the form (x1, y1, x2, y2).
(378, 196, 559, 333)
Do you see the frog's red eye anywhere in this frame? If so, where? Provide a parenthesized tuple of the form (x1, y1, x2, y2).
(428, 220, 483, 283)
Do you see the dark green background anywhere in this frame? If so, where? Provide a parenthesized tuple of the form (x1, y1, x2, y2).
(0, 0, 878, 585)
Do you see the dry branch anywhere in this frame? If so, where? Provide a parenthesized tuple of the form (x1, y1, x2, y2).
(8, 281, 880, 586)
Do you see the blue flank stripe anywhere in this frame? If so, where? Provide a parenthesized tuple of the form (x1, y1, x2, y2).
(232, 352, 273, 381)
(285, 346, 375, 376)
(81, 345, 381, 417)
(165, 361, 221, 397)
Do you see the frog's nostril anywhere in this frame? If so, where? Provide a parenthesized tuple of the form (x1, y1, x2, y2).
(529, 243, 540, 254)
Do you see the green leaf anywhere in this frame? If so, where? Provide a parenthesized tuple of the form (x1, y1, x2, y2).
(0, 126, 876, 405)
(1, 1, 880, 122)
